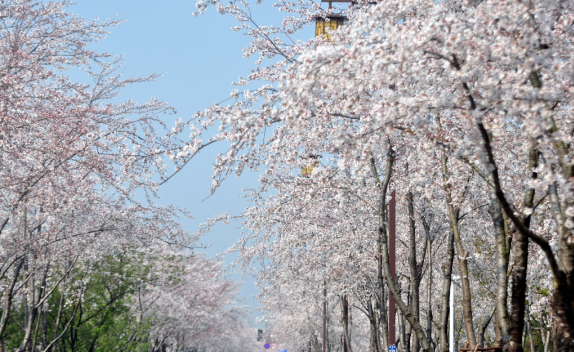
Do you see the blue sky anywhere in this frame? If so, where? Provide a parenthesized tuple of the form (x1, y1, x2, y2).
(69, 0, 313, 326)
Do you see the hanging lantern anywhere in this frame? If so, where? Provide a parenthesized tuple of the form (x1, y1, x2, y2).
(301, 160, 319, 177)
(314, 14, 346, 39)
(301, 156, 321, 177)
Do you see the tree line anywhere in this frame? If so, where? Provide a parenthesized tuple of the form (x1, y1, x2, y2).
(191, 0, 574, 351)
(0, 1, 256, 351)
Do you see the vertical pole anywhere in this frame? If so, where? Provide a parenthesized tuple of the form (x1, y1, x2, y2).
(343, 295, 349, 352)
(450, 281, 454, 352)
(389, 191, 396, 349)
(323, 281, 327, 352)
(427, 233, 433, 342)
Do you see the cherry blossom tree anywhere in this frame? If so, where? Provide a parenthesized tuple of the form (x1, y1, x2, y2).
(191, 0, 574, 350)
(0, 1, 257, 351)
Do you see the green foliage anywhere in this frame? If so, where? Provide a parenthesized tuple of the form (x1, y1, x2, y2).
(524, 319, 552, 352)
(2, 251, 185, 352)
(534, 286, 550, 298)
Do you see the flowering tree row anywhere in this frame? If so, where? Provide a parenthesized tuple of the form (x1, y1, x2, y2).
(0, 1, 257, 351)
(1, 243, 256, 352)
(193, 0, 574, 351)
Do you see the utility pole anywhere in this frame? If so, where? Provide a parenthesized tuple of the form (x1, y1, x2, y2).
(323, 281, 327, 352)
(343, 295, 349, 352)
(389, 191, 396, 350)
(427, 231, 433, 343)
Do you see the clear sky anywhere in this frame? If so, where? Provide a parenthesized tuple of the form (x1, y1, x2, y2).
(69, 0, 313, 326)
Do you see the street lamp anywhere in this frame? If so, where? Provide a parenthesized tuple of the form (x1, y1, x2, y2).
(301, 160, 318, 177)
(314, 14, 346, 39)
(301, 155, 320, 177)
(314, 0, 350, 39)
(450, 275, 461, 352)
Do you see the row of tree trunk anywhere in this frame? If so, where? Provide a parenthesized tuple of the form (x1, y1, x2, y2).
(351, 141, 569, 352)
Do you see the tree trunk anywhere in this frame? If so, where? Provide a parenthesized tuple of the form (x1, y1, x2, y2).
(479, 308, 495, 348)
(370, 318, 380, 352)
(398, 310, 406, 352)
(509, 145, 538, 352)
(377, 287, 389, 352)
(376, 149, 431, 352)
(341, 296, 352, 352)
(476, 121, 574, 352)
(349, 305, 352, 350)
(439, 232, 455, 352)
(551, 178, 574, 351)
(20, 252, 38, 352)
(0, 256, 25, 349)
(408, 191, 421, 352)
(31, 310, 41, 352)
(48, 282, 66, 352)
(374, 295, 385, 352)
(488, 191, 510, 349)
(495, 315, 504, 347)
(550, 280, 574, 352)
(41, 309, 48, 351)
(454, 247, 476, 348)
(544, 108, 574, 352)
(42, 296, 82, 352)
(526, 319, 535, 352)
(369, 299, 382, 352)
(405, 311, 412, 352)
(441, 153, 477, 348)
(373, 156, 389, 352)
(423, 217, 433, 349)
(543, 327, 551, 352)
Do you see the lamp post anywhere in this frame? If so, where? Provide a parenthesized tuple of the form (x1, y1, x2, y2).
(389, 191, 396, 351)
(450, 275, 461, 352)
(300, 155, 326, 351)
(314, 0, 348, 40)
(315, 14, 346, 40)
(313, 12, 399, 343)
(301, 155, 320, 178)
(343, 295, 349, 352)
(309, 4, 351, 351)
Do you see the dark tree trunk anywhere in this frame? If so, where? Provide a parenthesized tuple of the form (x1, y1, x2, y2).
(422, 217, 433, 349)
(476, 121, 574, 351)
(479, 308, 495, 348)
(0, 257, 25, 350)
(407, 191, 421, 352)
(509, 145, 538, 352)
(341, 296, 352, 352)
(488, 190, 510, 349)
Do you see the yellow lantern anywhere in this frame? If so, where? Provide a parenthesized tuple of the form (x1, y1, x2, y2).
(315, 15, 346, 40)
(301, 159, 320, 177)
